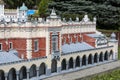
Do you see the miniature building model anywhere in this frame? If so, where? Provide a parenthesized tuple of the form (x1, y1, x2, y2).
(0, 3, 118, 80)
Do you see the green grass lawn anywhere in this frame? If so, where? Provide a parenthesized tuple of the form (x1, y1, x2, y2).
(90, 69, 120, 80)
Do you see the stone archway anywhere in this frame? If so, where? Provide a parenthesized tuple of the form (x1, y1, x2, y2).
(19, 66, 27, 80)
(61, 59, 66, 70)
(0, 70, 5, 80)
(94, 53, 98, 63)
(39, 63, 46, 76)
(51, 59, 57, 73)
(104, 51, 108, 61)
(29, 64, 37, 78)
(82, 55, 86, 66)
(8, 68, 16, 80)
(88, 54, 92, 64)
(99, 52, 103, 62)
(69, 57, 74, 69)
(75, 56, 80, 67)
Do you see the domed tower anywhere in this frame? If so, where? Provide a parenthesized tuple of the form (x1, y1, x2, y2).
(109, 32, 118, 60)
(0, 0, 4, 21)
(19, 3, 28, 22)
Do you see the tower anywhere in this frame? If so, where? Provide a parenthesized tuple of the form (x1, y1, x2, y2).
(19, 3, 28, 22)
(109, 32, 118, 60)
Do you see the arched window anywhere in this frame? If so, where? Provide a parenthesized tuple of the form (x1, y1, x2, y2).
(99, 52, 103, 62)
(39, 63, 46, 76)
(8, 68, 16, 80)
(69, 57, 74, 69)
(19, 66, 27, 80)
(88, 54, 92, 64)
(0, 70, 5, 80)
(61, 59, 66, 70)
(75, 56, 80, 67)
(94, 53, 98, 63)
(104, 51, 108, 61)
(82, 55, 86, 66)
(29, 64, 37, 78)
(51, 59, 57, 73)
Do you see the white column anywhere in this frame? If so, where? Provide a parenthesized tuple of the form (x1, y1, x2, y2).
(73, 60, 76, 69)
(80, 58, 82, 67)
(86, 57, 88, 65)
(97, 56, 99, 63)
(27, 69, 29, 80)
(36, 67, 39, 78)
(16, 71, 19, 80)
(5, 73, 8, 80)
(92, 57, 94, 64)
(26, 38, 32, 59)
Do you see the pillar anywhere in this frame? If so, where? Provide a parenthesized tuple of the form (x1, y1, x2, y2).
(46, 68, 51, 76)
(5, 73, 8, 80)
(92, 57, 94, 64)
(102, 54, 104, 62)
(73, 60, 76, 69)
(86, 58, 88, 66)
(36, 67, 39, 78)
(16, 71, 19, 80)
(97, 56, 99, 63)
(66, 61, 69, 70)
(80, 58, 82, 67)
(27, 69, 29, 80)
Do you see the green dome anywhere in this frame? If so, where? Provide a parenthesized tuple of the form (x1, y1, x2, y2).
(20, 3, 28, 11)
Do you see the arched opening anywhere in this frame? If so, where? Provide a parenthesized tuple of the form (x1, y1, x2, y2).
(39, 63, 46, 76)
(61, 59, 66, 70)
(19, 66, 27, 80)
(104, 51, 108, 61)
(29, 64, 37, 78)
(94, 53, 98, 63)
(69, 57, 74, 69)
(75, 56, 80, 67)
(0, 70, 5, 80)
(82, 55, 86, 66)
(8, 68, 16, 80)
(109, 50, 113, 60)
(51, 59, 57, 73)
(99, 52, 103, 62)
(88, 54, 92, 64)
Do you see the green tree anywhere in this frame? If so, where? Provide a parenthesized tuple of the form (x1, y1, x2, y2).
(38, 0, 49, 17)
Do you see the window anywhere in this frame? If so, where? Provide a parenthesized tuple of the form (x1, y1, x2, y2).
(0, 43, 2, 51)
(9, 42, 13, 50)
(52, 36, 58, 51)
(34, 40, 39, 52)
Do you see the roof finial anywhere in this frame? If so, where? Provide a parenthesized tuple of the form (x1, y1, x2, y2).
(51, 7, 56, 16)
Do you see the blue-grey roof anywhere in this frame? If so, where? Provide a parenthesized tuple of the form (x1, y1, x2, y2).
(0, 50, 21, 64)
(20, 3, 28, 11)
(87, 33, 104, 38)
(62, 42, 94, 54)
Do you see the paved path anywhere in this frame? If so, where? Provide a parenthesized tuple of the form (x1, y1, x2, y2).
(43, 60, 120, 80)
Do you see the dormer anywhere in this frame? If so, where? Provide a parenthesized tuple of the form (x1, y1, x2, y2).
(46, 8, 61, 27)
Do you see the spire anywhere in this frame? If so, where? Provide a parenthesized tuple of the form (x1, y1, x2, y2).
(48, 7, 60, 19)
(50, 7, 57, 16)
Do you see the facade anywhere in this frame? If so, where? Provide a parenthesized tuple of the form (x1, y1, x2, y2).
(0, 5, 118, 80)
